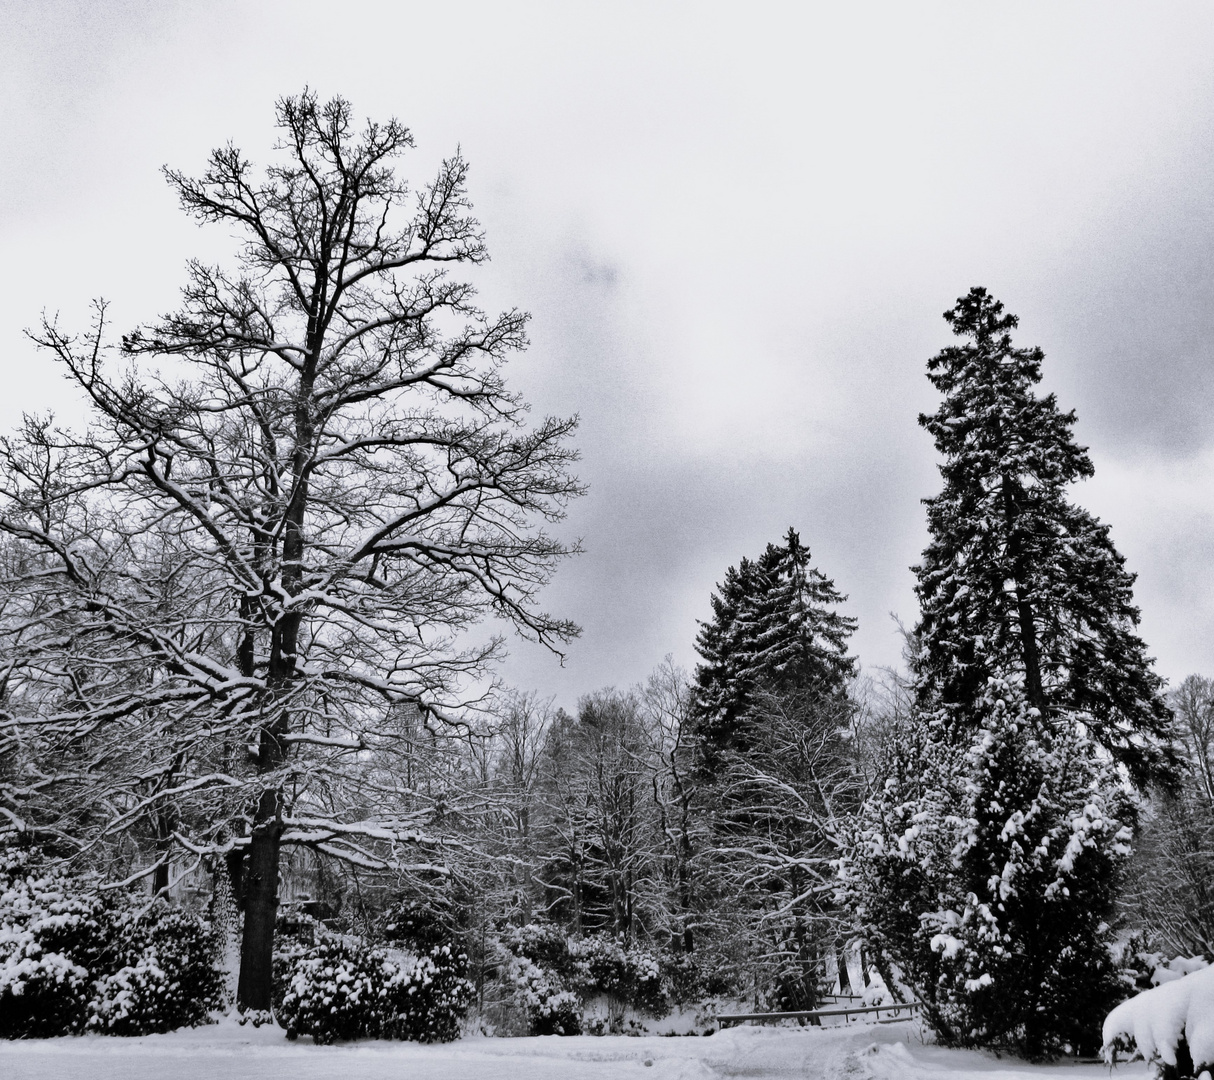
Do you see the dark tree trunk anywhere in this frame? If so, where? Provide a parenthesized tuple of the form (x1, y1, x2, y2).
(152, 812, 171, 897)
(236, 788, 283, 1015)
(236, 703, 290, 1017)
(226, 848, 246, 910)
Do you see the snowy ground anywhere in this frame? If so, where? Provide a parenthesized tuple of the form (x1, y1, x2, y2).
(0, 1018, 1153, 1080)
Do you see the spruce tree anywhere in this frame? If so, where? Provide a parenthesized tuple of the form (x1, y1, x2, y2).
(693, 528, 856, 762)
(914, 287, 1171, 785)
(691, 530, 858, 1006)
(842, 289, 1161, 1056)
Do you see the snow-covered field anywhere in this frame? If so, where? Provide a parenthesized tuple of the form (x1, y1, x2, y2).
(0, 1018, 1152, 1080)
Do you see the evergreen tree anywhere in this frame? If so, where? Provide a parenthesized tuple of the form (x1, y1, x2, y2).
(691, 530, 858, 1006)
(840, 681, 1131, 1057)
(842, 289, 1158, 1057)
(914, 287, 1171, 785)
(693, 528, 856, 762)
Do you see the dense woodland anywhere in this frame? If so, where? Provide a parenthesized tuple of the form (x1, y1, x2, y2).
(1, 93, 1210, 1059)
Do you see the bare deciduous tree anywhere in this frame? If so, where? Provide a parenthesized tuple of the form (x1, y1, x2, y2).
(0, 92, 580, 1016)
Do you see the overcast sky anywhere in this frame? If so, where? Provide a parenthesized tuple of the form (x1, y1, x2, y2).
(4, 2, 1214, 709)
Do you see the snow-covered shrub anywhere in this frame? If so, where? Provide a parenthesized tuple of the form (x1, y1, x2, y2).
(277, 935, 473, 1044)
(499, 922, 583, 1034)
(88, 911, 225, 1035)
(1117, 936, 1211, 996)
(505, 922, 577, 977)
(570, 935, 667, 1017)
(0, 932, 93, 1038)
(382, 897, 459, 953)
(277, 938, 395, 1044)
(0, 846, 109, 1037)
(386, 943, 473, 1043)
(1103, 962, 1214, 1078)
(497, 924, 669, 1033)
(272, 906, 325, 1015)
(506, 954, 582, 1035)
(0, 845, 226, 1038)
(659, 949, 736, 1005)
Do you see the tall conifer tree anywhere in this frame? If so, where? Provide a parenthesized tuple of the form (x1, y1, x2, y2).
(913, 287, 1171, 785)
(692, 530, 857, 1007)
(842, 290, 1161, 1056)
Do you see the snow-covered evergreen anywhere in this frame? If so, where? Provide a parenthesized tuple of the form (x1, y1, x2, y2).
(691, 530, 859, 1008)
(693, 528, 856, 763)
(913, 287, 1171, 785)
(843, 289, 1165, 1058)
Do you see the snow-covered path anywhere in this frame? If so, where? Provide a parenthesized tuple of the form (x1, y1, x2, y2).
(0, 1019, 1152, 1080)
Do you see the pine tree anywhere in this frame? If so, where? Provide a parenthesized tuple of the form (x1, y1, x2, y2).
(691, 530, 858, 1006)
(925, 681, 1130, 1057)
(693, 528, 856, 761)
(842, 289, 1159, 1057)
(914, 287, 1171, 786)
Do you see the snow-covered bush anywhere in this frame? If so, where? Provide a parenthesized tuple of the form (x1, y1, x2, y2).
(497, 923, 668, 1034)
(88, 911, 226, 1035)
(276, 935, 472, 1044)
(506, 954, 582, 1035)
(1103, 962, 1214, 1078)
(382, 897, 460, 954)
(659, 950, 736, 1006)
(387, 943, 473, 1043)
(0, 846, 109, 1037)
(271, 906, 325, 1015)
(505, 922, 576, 977)
(1117, 937, 1211, 995)
(0, 931, 93, 1038)
(0, 844, 226, 1039)
(278, 938, 394, 1044)
(569, 935, 667, 1017)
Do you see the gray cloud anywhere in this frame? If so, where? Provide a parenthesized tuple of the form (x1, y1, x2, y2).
(6, 2, 1214, 706)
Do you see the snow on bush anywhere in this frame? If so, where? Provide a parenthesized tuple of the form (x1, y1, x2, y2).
(1103, 961, 1214, 1076)
(498, 923, 669, 1035)
(506, 954, 583, 1035)
(0, 844, 226, 1039)
(0, 846, 110, 1036)
(569, 934, 668, 1018)
(88, 911, 226, 1035)
(278, 938, 395, 1044)
(276, 936, 472, 1044)
(391, 944, 474, 1043)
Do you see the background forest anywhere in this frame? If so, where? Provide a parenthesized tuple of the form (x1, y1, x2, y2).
(0, 92, 1209, 1063)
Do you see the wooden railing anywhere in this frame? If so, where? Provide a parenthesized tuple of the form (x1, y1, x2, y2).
(716, 1000, 922, 1028)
